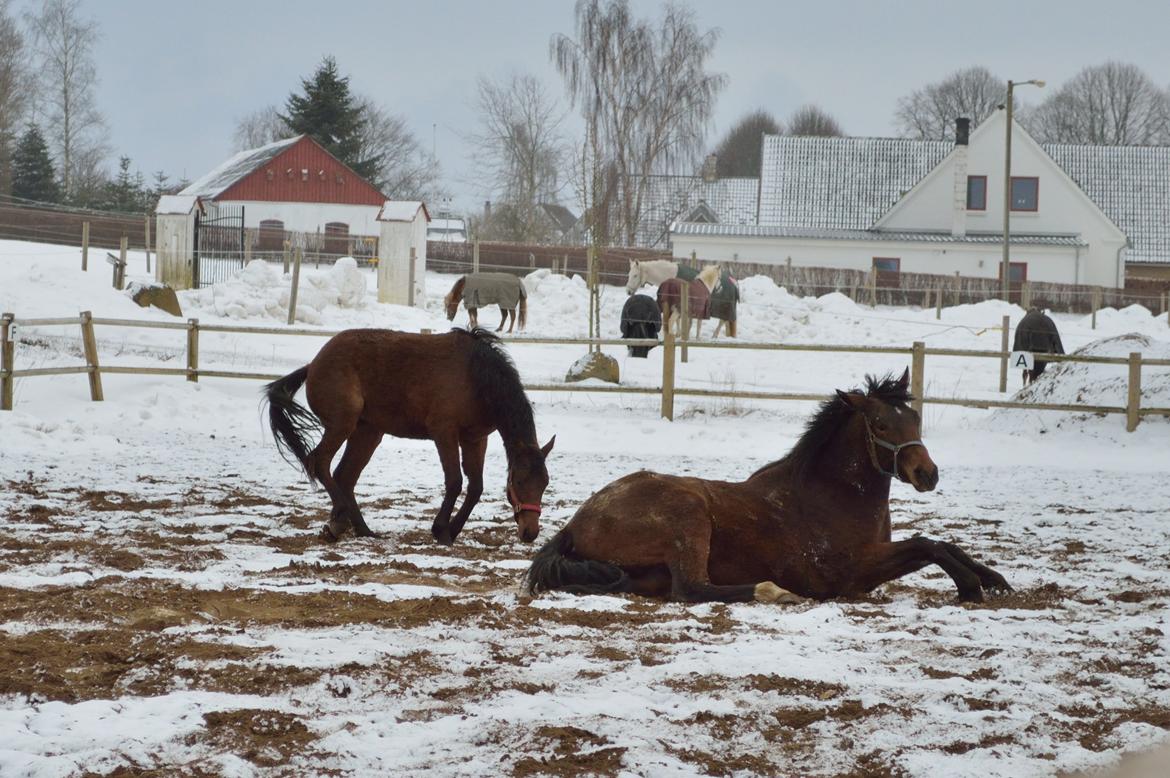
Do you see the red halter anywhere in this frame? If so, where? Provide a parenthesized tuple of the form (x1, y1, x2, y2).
(507, 481, 542, 516)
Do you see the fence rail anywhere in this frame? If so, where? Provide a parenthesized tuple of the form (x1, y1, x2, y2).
(2, 311, 1167, 432)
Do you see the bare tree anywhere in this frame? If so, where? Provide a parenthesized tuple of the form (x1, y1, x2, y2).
(551, 0, 727, 246)
(712, 109, 781, 177)
(0, 0, 27, 196)
(894, 66, 1006, 140)
(1028, 62, 1170, 145)
(26, 0, 107, 200)
(353, 97, 441, 200)
(232, 105, 289, 151)
(470, 73, 566, 242)
(786, 104, 844, 137)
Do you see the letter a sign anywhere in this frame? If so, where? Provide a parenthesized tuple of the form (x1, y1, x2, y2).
(1010, 351, 1035, 370)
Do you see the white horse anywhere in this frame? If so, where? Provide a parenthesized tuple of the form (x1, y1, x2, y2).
(625, 259, 685, 295)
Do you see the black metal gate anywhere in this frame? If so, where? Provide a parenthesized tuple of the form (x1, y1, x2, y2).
(193, 203, 245, 288)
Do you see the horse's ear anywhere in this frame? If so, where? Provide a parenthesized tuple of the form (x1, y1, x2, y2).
(541, 435, 556, 458)
(897, 368, 910, 388)
(836, 390, 865, 409)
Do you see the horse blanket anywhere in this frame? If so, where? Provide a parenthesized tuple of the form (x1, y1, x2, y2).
(463, 273, 525, 310)
(657, 277, 710, 320)
(621, 294, 662, 358)
(1013, 308, 1064, 380)
(709, 271, 740, 322)
(675, 264, 701, 283)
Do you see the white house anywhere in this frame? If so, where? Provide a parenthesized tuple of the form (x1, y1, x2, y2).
(670, 109, 1170, 288)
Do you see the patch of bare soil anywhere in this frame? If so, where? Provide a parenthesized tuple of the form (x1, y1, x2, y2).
(196, 709, 319, 767)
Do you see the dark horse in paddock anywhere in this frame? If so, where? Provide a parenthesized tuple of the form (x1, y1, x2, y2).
(264, 328, 554, 545)
(527, 370, 1010, 604)
(1013, 308, 1065, 386)
(620, 294, 662, 358)
(444, 273, 528, 333)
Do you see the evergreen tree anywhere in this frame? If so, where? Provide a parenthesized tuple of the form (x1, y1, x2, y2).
(282, 56, 375, 180)
(11, 125, 60, 203)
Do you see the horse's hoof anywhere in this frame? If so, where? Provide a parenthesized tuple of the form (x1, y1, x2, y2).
(353, 528, 378, 539)
(319, 524, 340, 543)
(755, 581, 804, 604)
(958, 588, 985, 603)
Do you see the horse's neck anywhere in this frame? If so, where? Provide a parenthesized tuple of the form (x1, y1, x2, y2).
(753, 418, 890, 505)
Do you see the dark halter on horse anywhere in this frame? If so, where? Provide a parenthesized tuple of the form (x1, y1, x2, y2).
(863, 416, 925, 482)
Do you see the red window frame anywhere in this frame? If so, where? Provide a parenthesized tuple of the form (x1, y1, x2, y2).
(966, 175, 987, 211)
(1010, 176, 1039, 212)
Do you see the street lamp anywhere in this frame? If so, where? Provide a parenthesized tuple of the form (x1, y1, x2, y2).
(1002, 78, 1045, 305)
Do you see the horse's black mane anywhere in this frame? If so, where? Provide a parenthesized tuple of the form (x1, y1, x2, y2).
(461, 327, 537, 456)
(755, 372, 913, 481)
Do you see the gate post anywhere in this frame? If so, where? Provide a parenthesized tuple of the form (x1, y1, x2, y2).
(910, 341, 925, 417)
(1, 313, 14, 411)
(1126, 352, 1142, 432)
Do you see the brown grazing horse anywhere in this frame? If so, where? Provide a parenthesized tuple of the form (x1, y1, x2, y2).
(444, 273, 528, 333)
(264, 328, 555, 545)
(527, 370, 1010, 604)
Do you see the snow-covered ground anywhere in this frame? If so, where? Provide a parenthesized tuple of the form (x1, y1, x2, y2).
(1, 239, 1169, 776)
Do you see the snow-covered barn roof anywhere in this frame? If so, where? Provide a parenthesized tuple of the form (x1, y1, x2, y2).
(633, 175, 758, 248)
(179, 137, 302, 199)
(378, 201, 430, 222)
(1044, 144, 1170, 265)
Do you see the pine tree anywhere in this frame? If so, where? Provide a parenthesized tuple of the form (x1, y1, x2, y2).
(282, 56, 375, 180)
(12, 125, 61, 203)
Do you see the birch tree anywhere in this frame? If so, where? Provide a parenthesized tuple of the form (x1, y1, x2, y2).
(551, 0, 726, 246)
(0, 0, 28, 195)
(26, 0, 106, 200)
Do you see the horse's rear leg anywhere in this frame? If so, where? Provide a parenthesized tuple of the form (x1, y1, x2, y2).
(308, 425, 356, 542)
(666, 516, 803, 604)
(848, 537, 1010, 603)
(331, 421, 383, 538)
(496, 307, 508, 332)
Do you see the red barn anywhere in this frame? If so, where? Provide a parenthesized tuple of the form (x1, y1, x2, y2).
(178, 135, 386, 255)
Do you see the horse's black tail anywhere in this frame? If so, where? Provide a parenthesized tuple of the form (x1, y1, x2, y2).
(262, 365, 320, 482)
(524, 530, 630, 596)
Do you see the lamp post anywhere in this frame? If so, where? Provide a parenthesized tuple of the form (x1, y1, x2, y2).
(1002, 78, 1044, 304)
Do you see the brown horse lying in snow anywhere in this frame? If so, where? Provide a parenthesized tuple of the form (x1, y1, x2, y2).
(526, 370, 1010, 604)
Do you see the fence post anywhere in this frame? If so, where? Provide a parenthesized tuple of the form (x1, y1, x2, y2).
(998, 314, 1011, 393)
(408, 247, 417, 307)
(910, 341, 925, 416)
(661, 322, 676, 421)
(288, 247, 303, 325)
(117, 237, 128, 290)
(953, 271, 961, 306)
(868, 269, 876, 307)
(244, 231, 252, 264)
(80, 311, 103, 402)
(1126, 352, 1142, 432)
(473, 239, 480, 274)
(1091, 287, 1102, 329)
(1020, 281, 1031, 309)
(82, 221, 90, 271)
(282, 241, 291, 274)
(1, 313, 13, 411)
(1123, 355, 1141, 432)
(529, 252, 536, 270)
(186, 318, 199, 383)
(562, 253, 568, 275)
(144, 214, 152, 274)
(935, 286, 943, 320)
(680, 281, 690, 364)
(786, 256, 793, 290)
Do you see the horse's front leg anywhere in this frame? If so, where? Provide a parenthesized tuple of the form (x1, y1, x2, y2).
(430, 433, 464, 545)
(445, 437, 487, 543)
(848, 537, 1011, 603)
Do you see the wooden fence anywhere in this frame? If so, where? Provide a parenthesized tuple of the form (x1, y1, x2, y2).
(3, 312, 1167, 432)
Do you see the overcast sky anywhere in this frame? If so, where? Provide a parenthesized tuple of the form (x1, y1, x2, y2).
(47, 0, 1170, 213)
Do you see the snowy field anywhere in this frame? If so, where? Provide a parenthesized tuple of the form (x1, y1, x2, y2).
(1, 239, 1169, 776)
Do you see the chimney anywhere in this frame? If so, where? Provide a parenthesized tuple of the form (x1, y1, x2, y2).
(951, 117, 970, 237)
(701, 153, 718, 183)
(484, 200, 492, 221)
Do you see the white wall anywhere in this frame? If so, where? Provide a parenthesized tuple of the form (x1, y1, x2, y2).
(155, 212, 194, 290)
(220, 201, 382, 236)
(877, 110, 1127, 287)
(377, 212, 427, 306)
(672, 233, 1085, 285)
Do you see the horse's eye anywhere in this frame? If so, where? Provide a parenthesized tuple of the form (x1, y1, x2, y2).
(874, 419, 887, 432)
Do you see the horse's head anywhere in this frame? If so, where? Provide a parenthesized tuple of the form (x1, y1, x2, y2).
(625, 260, 641, 295)
(444, 277, 465, 321)
(836, 369, 938, 492)
(507, 436, 556, 542)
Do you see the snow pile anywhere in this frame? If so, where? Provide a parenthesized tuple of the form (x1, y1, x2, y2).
(183, 258, 368, 325)
(1078, 303, 1169, 336)
(988, 332, 1170, 433)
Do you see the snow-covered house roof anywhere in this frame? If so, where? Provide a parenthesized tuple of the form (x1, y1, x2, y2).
(671, 222, 1087, 247)
(179, 137, 301, 199)
(155, 194, 201, 215)
(633, 174, 758, 248)
(1044, 144, 1170, 265)
(539, 203, 579, 234)
(378, 201, 430, 222)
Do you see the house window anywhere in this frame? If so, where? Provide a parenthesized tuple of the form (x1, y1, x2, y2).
(324, 222, 349, 256)
(873, 257, 900, 287)
(257, 219, 285, 252)
(966, 175, 987, 211)
(1010, 176, 1039, 211)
